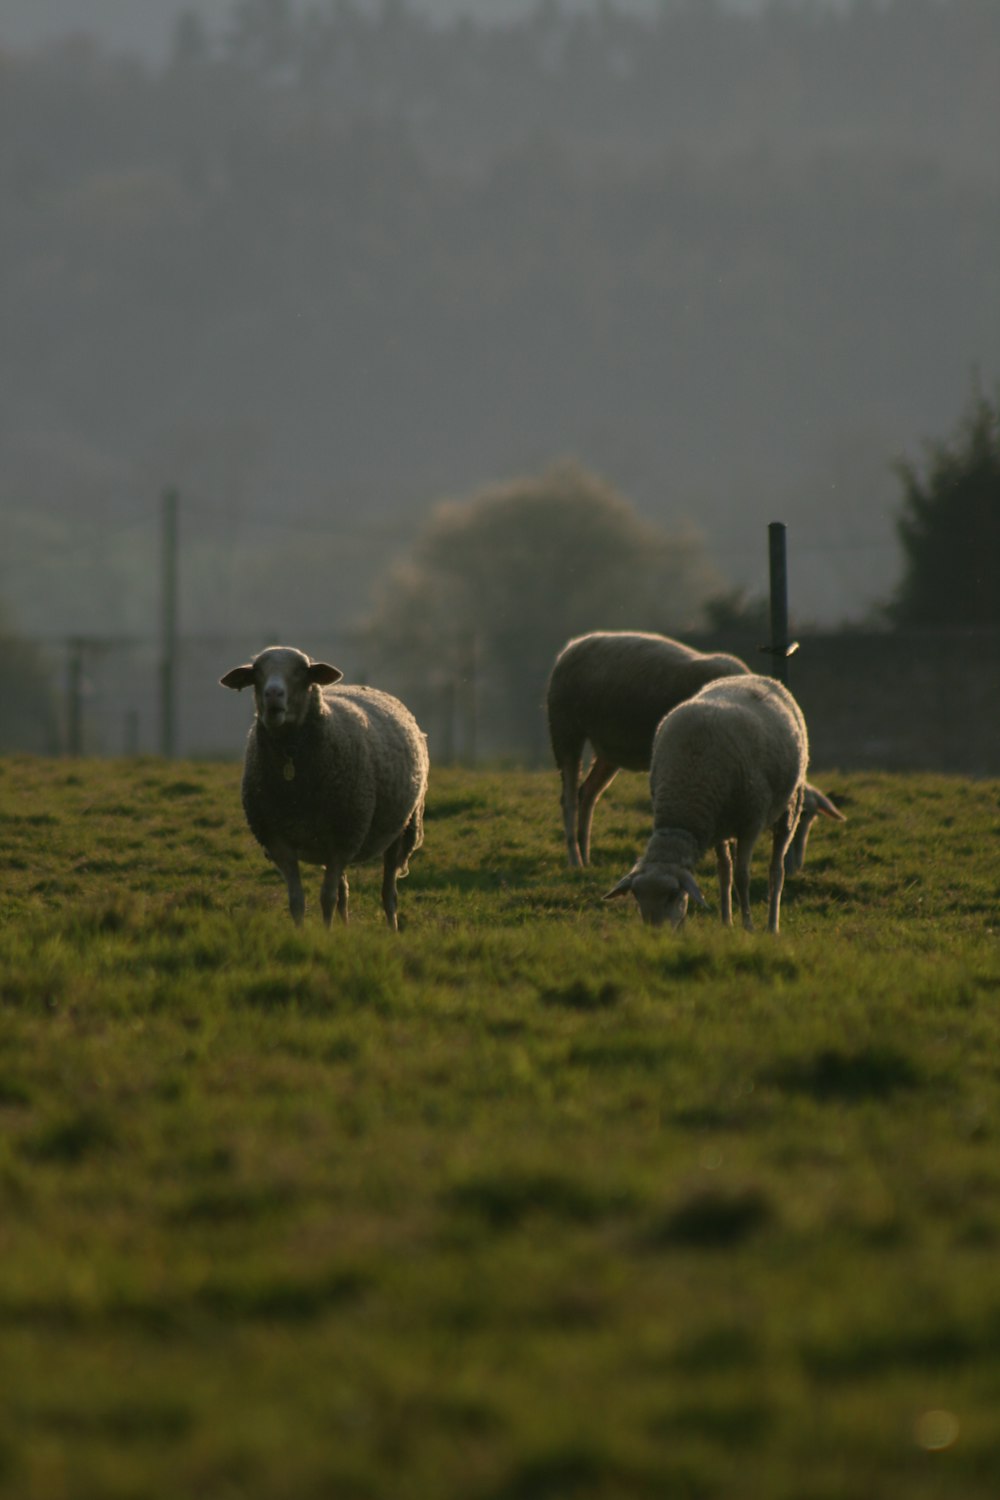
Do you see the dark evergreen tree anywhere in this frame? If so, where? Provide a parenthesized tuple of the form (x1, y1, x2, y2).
(889, 387, 1000, 626)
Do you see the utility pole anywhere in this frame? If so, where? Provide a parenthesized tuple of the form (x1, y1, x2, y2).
(160, 488, 179, 757)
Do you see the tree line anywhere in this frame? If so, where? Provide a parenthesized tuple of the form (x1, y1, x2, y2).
(177, 0, 998, 182)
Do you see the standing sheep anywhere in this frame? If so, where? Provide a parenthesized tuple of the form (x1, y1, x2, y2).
(547, 631, 750, 867)
(604, 674, 812, 934)
(221, 646, 428, 930)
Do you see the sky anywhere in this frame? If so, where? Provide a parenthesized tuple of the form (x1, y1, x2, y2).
(0, 0, 988, 656)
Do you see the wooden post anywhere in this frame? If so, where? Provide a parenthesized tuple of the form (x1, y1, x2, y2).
(124, 708, 140, 757)
(440, 677, 456, 767)
(66, 637, 85, 756)
(160, 488, 179, 757)
(462, 631, 478, 766)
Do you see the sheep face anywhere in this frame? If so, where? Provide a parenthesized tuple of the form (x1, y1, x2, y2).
(603, 866, 705, 928)
(220, 646, 342, 731)
(785, 783, 846, 876)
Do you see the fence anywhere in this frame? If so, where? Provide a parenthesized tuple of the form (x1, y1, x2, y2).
(5, 627, 1000, 777)
(690, 627, 1000, 778)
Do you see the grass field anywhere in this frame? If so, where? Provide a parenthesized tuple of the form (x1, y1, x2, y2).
(1, 754, 998, 1500)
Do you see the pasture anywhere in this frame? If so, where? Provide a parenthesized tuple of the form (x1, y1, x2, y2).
(0, 754, 998, 1500)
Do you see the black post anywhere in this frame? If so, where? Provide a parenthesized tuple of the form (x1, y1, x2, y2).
(768, 522, 789, 684)
(160, 488, 179, 757)
(765, 521, 798, 685)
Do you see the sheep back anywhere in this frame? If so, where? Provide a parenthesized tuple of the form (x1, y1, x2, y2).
(650, 674, 808, 851)
(547, 631, 749, 770)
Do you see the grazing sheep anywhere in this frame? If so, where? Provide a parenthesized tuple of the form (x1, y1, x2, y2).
(786, 783, 846, 876)
(221, 646, 428, 930)
(547, 631, 750, 867)
(604, 674, 811, 934)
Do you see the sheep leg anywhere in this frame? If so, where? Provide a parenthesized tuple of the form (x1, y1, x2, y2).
(577, 756, 619, 866)
(320, 863, 348, 927)
(558, 754, 584, 867)
(715, 841, 734, 926)
(381, 839, 403, 932)
(767, 809, 796, 935)
(733, 838, 755, 932)
(269, 842, 306, 924)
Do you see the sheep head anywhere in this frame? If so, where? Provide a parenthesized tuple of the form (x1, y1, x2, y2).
(220, 646, 342, 732)
(603, 865, 706, 928)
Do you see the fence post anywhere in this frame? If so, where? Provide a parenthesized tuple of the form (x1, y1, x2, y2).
(124, 708, 140, 757)
(763, 520, 798, 685)
(462, 631, 478, 766)
(160, 488, 179, 757)
(66, 637, 85, 756)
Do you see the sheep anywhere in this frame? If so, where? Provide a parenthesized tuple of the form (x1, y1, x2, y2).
(221, 645, 428, 930)
(546, 630, 751, 867)
(786, 782, 846, 876)
(603, 673, 813, 934)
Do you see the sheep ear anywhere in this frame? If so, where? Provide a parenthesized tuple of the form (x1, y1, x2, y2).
(603, 873, 635, 900)
(811, 788, 846, 822)
(220, 665, 255, 691)
(678, 870, 708, 908)
(308, 662, 343, 686)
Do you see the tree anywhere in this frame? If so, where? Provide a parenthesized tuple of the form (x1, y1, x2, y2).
(888, 386, 1000, 626)
(364, 461, 724, 761)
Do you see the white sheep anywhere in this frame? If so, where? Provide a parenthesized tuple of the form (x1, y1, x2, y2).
(786, 782, 846, 875)
(221, 645, 428, 930)
(547, 629, 844, 871)
(546, 630, 750, 867)
(603, 673, 813, 934)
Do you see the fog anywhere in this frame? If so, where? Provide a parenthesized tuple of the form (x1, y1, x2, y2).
(1, 0, 997, 652)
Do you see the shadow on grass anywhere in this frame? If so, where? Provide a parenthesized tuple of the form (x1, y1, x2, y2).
(539, 979, 621, 1011)
(22, 1107, 116, 1165)
(196, 1264, 371, 1321)
(487, 1444, 710, 1500)
(423, 795, 491, 821)
(763, 1043, 923, 1102)
(412, 857, 548, 893)
(443, 1168, 630, 1232)
(33, 1400, 193, 1442)
(801, 1318, 986, 1381)
(646, 1183, 774, 1250)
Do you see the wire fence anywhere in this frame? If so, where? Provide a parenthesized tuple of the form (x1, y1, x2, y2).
(6, 625, 1000, 777)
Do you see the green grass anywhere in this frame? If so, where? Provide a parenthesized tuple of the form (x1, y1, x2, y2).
(0, 755, 998, 1499)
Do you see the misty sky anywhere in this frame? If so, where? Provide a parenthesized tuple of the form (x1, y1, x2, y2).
(1, 0, 995, 653)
